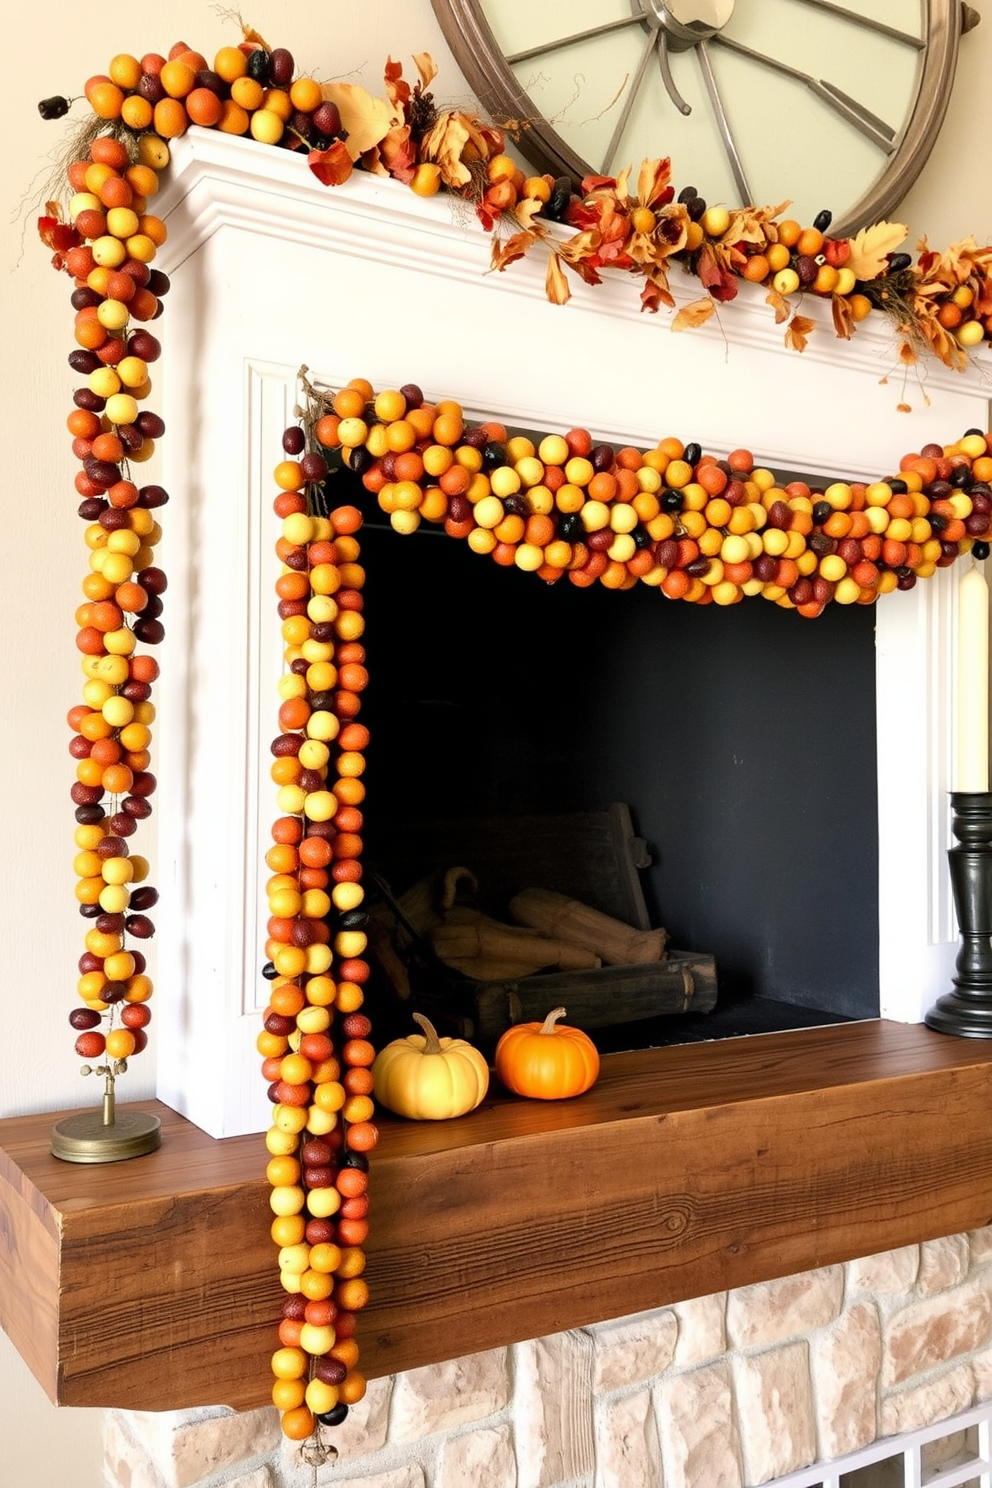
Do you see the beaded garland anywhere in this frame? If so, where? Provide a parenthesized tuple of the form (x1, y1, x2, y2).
(37, 26, 992, 1461)
(61, 130, 166, 1092)
(261, 466, 374, 1445)
(35, 32, 992, 379)
(299, 375, 992, 615)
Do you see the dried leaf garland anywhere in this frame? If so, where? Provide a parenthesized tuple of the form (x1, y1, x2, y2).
(34, 33, 992, 380)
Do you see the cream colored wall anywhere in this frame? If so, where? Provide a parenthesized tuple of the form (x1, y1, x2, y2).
(2, 2, 990, 1481)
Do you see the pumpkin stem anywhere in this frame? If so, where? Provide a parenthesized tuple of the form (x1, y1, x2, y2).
(412, 1011, 443, 1054)
(540, 1007, 567, 1035)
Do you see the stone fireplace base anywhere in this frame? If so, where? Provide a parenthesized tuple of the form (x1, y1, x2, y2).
(103, 1227, 992, 1488)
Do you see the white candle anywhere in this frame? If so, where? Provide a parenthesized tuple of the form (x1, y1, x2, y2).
(957, 562, 990, 793)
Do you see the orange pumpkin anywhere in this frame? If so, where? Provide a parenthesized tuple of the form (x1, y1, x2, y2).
(494, 1006, 599, 1100)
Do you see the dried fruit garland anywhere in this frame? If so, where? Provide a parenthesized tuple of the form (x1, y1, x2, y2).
(60, 130, 169, 1089)
(36, 32, 992, 375)
(260, 476, 374, 1447)
(300, 375, 992, 615)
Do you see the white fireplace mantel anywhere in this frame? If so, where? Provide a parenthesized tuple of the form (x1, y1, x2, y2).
(153, 128, 991, 1138)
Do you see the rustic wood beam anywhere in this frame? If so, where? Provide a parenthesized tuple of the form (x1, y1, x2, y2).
(2, 1021, 991, 1411)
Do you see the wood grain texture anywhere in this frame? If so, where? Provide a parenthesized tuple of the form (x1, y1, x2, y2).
(2, 1021, 992, 1411)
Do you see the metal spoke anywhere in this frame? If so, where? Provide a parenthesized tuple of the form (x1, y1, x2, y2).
(696, 42, 752, 205)
(506, 13, 643, 66)
(789, 0, 925, 49)
(659, 31, 693, 116)
(712, 33, 896, 152)
(601, 26, 662, 174)
(814, 80, 896, 144)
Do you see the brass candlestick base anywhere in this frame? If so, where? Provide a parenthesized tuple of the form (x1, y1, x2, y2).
(926, 791, 992, 1038)
(51, 1071, 161, 1163)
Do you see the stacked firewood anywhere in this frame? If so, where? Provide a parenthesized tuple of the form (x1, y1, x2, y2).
(369, 865, 667, 993)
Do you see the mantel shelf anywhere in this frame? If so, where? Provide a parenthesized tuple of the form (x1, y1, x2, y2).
(2, 1020, 992, 1412)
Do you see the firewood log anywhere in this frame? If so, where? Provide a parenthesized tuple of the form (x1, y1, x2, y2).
(509, 887, 667, 966)
(429, 918, 601, 972)
(398, 866, 479, 936)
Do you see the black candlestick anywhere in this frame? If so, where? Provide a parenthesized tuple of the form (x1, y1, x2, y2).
(925, 791, 992, 1037)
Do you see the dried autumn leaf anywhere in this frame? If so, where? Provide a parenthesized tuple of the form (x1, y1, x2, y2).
(371, 124, 417, 182)
(320, 82, 395, 160)
(242, 25, 271, 49)
(696, 243, 738, 302)
(490, 229, 539, 274)
(546, 252, 571, 306)
(513, 194, 547, 230)
(412, 53, 437, 90)
(640, 280, 667, 314)
(37, 210, 79, 268)
(383, 57, 411, 109)
(556, 229, 606, 268)
(420, 111, 479, 189)
(634, 157, 673, 210)
(898, 340, 918, 366)
(903, 316, 966, 373)
(847, 221, 908, 282)
(785, 314, 817, 353)
(765, 287, 790, 325)
(723, 202, 791, 247)
(308, 140, 354, 186)
(831, 294, 855, 341)
(671, 296, 716, 332)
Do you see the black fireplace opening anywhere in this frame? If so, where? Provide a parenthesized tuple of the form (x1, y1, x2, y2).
(352, 496, 879, 1051)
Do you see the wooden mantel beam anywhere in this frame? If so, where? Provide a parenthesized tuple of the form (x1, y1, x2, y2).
(2, 1020, 992, 1411)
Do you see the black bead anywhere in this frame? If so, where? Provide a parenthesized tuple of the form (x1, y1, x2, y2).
(348, 447, 373, 475)
(247, 48, 271, 85)
(482, 441, 508, 470)
(38, 95, 71, 120)
(973, 541, 991, 561)
(544, 177, 573, 222)
(317, 1404, 349, 1426)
